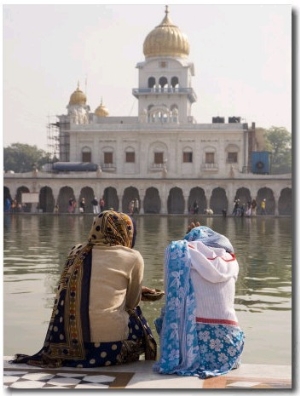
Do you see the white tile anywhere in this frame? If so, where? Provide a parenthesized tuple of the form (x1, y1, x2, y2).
(82, 374, 115, 383)
(3, 375, 20, 384)
(23, 372, 54, 381)
(47, 377, 81, 386)
(10, 380, 46, 388)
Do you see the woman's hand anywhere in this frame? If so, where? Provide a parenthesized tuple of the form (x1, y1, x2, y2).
(141, 286, 165, 301)
(141, 286, 156, 301)
(142, 286, 156, 295)
(187, 221, 200, 233)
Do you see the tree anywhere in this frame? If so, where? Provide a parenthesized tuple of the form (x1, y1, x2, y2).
(4, 143, 52, 173)
(264, 127, 292, 174)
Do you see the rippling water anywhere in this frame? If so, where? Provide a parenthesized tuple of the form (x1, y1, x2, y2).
(3, 213, 292, 365)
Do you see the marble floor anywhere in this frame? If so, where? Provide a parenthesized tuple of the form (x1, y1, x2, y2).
(3, 357, 292, 390)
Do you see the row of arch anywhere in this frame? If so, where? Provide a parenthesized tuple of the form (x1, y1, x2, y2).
(4, 185, 292, 215)
(148, 76, 179, 89)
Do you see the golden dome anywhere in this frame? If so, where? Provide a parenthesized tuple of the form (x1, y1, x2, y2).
(143, 6, 190, 59)
(95, 99, 109, 117)
(69, 83, 87, 106)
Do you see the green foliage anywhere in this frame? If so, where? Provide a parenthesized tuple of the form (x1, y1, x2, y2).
(263, 127, 292, 174)
(4, 143, 52, 173)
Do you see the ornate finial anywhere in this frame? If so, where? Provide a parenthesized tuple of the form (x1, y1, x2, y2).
(77, 81, 80, 90)
(165, 5, 169, 16)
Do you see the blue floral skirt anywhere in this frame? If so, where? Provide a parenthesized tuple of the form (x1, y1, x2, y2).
(195, 323, 245, 379)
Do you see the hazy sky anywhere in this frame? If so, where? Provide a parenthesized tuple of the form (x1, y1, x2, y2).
(3, 2, 293, 152)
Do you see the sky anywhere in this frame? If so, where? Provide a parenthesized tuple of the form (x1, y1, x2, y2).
(2, 2, 294, 152)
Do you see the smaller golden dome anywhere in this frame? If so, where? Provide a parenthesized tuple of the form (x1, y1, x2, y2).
(95, 99, 109, 117)
(69, 83, 87, 106)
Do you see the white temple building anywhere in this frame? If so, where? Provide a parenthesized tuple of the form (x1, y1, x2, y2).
(55, 6, 255, 179)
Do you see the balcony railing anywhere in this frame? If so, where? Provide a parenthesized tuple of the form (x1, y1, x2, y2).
(101, 163, 116, 172)
(149, 163, 165, 172)
(201, 163, 219, 171)
(132, 87, 197, 103)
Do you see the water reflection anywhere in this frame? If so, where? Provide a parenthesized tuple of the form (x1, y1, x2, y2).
(3, 213, 292, 365)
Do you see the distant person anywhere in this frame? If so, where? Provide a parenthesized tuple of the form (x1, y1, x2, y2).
(79, 198, 86, 213)
(72, 199, 77, 213)
(153, 222, 245, 379)
(99, 197, 105, 212)
(128, 200, 134, 215)
(260, 199, 267, 215)
(53, 204, 59, 214)
(133, 198, 140, 214)
(91, 197, 99, 214)
(10, 210, 157, 368)
(193, 200, 199, 214)
(68, 198, 76, 214)
(4, 198, 11, 213)
(11, 199, 17, 213)
(232, 199, 239, 216)
(245, 201, 252, 217)
(251, 199, 257, 216)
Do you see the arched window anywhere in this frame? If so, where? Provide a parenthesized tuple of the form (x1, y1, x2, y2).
(149, 142, 168, 170)
(125, 147, 135, 163)
(159, 77, 168, 88)
(102, 146, 114, 169)
(204, 146, 216, 165)
(82, 146, 91, 162)
(183, 147, 193, 163)
(171, 76, 179, 88)
(226, 144, 239, 163)
(148, 77, 156, 89)
(154, 151, 164, 164)
(148, 105, 170, 123)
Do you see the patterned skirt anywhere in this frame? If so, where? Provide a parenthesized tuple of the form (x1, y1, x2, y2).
(63, 306, 157, 368)
(11, 306, 157, 368)
(195, 322, 245, 379)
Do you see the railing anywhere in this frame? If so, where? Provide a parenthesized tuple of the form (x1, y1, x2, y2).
(101, 163, 116, 172)
(132, 87, 197, 102)
(149, 163, 165, 172)
(201, 163, 219, 171)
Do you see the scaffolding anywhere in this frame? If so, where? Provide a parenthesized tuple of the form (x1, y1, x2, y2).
(47, 115, 70, 161)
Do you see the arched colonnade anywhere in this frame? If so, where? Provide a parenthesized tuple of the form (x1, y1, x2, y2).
(4, 180, 292, 216)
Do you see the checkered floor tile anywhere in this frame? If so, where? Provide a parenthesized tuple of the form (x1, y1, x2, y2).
(3, 366, 292, 389)
(3, 368, 134, 389)
(203, 375, 292, 389)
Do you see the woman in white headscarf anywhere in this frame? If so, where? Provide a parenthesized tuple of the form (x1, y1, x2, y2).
(153, 223, 244, 379)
